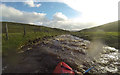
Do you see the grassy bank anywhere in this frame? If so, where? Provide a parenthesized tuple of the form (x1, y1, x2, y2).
(71, 32, 120, 49)
(2, 22, 69, 57)
(2, 21, 119, 57)
(71, 21, 119, 50)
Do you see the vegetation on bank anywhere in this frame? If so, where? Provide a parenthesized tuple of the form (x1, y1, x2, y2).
(2, 22, 69, 57)
(2, 20, 119, 57)
(1, 21, 119, 74)
(71, 32, 119, 49)
(71, 21, 120, 50)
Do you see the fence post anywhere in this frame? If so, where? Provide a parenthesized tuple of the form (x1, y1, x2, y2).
(5, 23, 8, 40)
(23, 25, 26, 37)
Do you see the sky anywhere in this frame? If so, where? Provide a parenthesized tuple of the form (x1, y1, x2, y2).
(0, 0, 119, 31)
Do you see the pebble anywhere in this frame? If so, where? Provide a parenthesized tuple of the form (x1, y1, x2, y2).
(42, 35, 120, 74)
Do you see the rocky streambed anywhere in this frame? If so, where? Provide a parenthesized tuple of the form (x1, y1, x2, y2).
(2, 34, 120, 74)
(41, 35, 120, 74)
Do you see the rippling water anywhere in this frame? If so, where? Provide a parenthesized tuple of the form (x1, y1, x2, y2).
(3, 34, 120, 74)
(43, 34, 120, 74)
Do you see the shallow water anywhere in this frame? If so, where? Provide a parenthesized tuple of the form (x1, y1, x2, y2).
(43, 34, 120, 74)
(95, 46, 119, 73)
(3, 34, 120, 74)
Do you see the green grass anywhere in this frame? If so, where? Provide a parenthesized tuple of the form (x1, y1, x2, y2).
(2, 22, 69, 57)
(2, 21, 119, 73)
(71, 32, 120, 49)
(2, 22, 68, 33)
(2, 21, 120, 57)
(80, 21, 119, 32)
(72, 21, 120, 49)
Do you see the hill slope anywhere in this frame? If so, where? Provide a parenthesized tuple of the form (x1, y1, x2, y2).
(71, 21, 120, 49)
(80, 21, 119, 32)
(2, 22, 69, 33)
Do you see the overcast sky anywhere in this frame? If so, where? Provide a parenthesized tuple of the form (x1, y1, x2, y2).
(0, 0, 119, 31)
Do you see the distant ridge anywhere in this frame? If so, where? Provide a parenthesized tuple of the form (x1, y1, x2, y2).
(1, 21, 69, 33)
(79, 21, 119, 32)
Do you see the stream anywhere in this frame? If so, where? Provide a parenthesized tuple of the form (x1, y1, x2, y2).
(2, 34, 120, 74)
(42, 34, 120, 74)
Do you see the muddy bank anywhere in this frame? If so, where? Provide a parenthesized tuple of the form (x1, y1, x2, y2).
(2, 35, 120, 74)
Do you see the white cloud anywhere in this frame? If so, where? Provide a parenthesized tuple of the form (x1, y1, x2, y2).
(1, 0, 119, 25)
(23, 0, 119, 25)
(46, 20, 97, 31)
(1, 4, 47, 24)
(1, 1, 119, 31)
(53, 12, 68, 21)
(0, 4, 96, 30)
(25, 0, 41, 7)
(62, 0, 119, 25)
(45, 12, 97, 31)
(24, 0, 119, 29)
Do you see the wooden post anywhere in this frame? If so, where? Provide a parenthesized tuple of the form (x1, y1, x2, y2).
(5, 23, 8, 40)
(23, 26, 26, 37)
